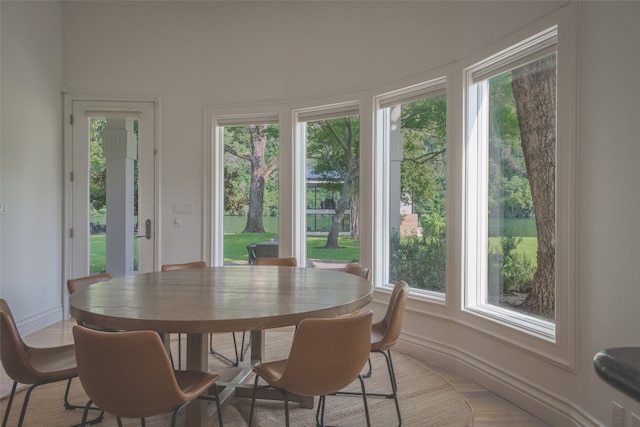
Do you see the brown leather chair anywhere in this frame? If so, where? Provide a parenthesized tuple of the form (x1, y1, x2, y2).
(344, 262, 371, 280)
(67, 272, 114, 330)
(338, 280, 409, 425)
(0, 299, 103, 427)
(161, 261, 240, 367)
(249, 310, 373, 427)
(160, 261, 206, 271)
(66, 272, 112, 294)
(72, 325, 223, 427)
(254, 256, 298, 266)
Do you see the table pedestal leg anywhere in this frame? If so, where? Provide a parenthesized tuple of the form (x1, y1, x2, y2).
(185, 333, 209, 427)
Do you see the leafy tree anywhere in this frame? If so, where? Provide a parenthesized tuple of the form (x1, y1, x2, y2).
(224, 167, 249, 214)
(89, 118, 139, 219)
(400, 96, 447, 215)
(307, 117, 359, 248)
(90, 118, 107, 212)
(488, 73, 533, 220)
(224, 125, 279, 233)
(382, 96, 448, 292)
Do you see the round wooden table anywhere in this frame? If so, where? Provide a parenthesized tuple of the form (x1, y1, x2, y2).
(69, 265, 373, 426)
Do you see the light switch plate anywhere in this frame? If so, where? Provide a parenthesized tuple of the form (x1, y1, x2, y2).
(173, 203, 193, 214)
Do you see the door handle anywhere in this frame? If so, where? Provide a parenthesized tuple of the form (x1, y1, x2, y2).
(137, 219, 152, 239)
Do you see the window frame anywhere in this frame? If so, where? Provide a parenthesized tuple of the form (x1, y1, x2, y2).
(461, 19, 578, 370)
(292, 101, 361, 268)
(373, 78, 448, 302)
(204, 108, 281, 266)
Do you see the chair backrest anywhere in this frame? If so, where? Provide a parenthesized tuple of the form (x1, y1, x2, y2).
(377, 280, 409, 350)
(254, 257, 297, 266)
(274, 310, 373, 397)
(0, 299, 40, 384)
(72, 326, 188, 419)
(344, 262, 371, 281)
(161, 261, 207, 271)
(67, 272, 112, 295)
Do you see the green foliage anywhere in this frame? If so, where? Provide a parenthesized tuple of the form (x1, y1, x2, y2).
(89, 117, 139, 215)
(389, 211, 446, 292)
(384, 95, 448, 292)
(224, 167, 249, 214)
(488, 232, 535, 294)
(90, 118, 107, 211)
(487, 72, 533, 219)
(307, 116, 360, 180)
(400, 96, 447, 214)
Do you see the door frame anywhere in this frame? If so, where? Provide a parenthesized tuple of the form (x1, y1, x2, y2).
(62, 94, 161, 318)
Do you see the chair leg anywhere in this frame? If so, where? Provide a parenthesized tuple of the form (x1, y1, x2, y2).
(209, 332, 239, 367)
(2, 381, 18, 427)
(363, 357, 373, 378)
(315, 395, 326, 426)
(63, 378, 75, 409)
(76, 399, 104, 427)
(380, 349, 401, 425)
(282, 390, 290, 427)
(62, 378, 105, 427)
(65, 378, 101, 412)
(80, 400, 93, 426)
(248, 375, 260, 427)
(331, 350, 401, 426)
(16, 382, 38, 426)
(357, 374, 372, 427)
(239, 331, 251, 361)
(249, 376, 291, 427)
(316, 377, 370, 427)
(193, 384, 224, 427)
(215, 385, 224, 427)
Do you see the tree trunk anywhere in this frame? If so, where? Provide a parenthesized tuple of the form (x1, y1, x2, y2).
(350, 194, 359, 240)
(511, 55, 556, 319)
(240, 125, 278, 234)
(325, 177, 354, 249)
(245, 172, 266, 233)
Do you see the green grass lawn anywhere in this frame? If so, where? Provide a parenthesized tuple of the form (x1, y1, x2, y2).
(90, 216, 360, 271)
(90, 216, 537, 271)
(488, 236, 538, 261)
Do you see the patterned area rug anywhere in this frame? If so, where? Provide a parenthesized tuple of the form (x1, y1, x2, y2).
(0, 329, 472, 426)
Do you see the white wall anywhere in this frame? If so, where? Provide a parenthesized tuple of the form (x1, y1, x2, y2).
(576, 1, 640, 422)
(0, 1, 64, 334)
(2, 1, 640, 425)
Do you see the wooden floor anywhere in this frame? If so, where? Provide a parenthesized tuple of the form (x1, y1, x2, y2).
(1, 319, 549, 426)
(428, 365, 550, 426)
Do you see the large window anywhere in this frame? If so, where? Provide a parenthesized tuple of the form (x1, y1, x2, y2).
(376, 80, 447, 296)
(214, 115, 280, 265)
(205, 17, 575, 367)
(296, 103, 360, 269)
(465, 27, 558, 337)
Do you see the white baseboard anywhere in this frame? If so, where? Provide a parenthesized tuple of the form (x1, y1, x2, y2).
(17, 306, 63, 337)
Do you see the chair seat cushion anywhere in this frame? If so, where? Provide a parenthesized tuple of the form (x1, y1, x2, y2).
(174, 370, 220, 398)
(253, 359, 288, 385)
